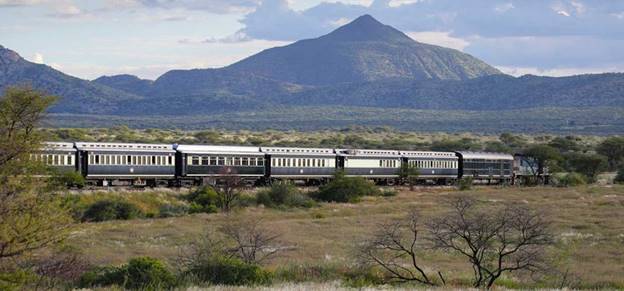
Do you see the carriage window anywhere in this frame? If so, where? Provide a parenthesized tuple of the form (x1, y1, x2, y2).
(132, 156, 137, 165)
(249, 158, 256, 166)
(201, 156, 209, 165)
(210, 157, 217, 166)
(218, 157, 225, 166)
(95, 155, 100, 164)
(152, 156, 157, 165)
(258, 158, 264, 166)
(168, 156, 173, 165)
(192, 156, 200, 165)
(234, 157, 241, 166)
(242, 157, 249, 166)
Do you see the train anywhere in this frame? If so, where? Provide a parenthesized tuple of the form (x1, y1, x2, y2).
(38, 141, 539, 187)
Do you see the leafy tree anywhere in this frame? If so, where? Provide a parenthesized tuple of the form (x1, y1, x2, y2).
(564, 153, 608, 182)
(53, 171, 86, 189)
(186, 186, 219, 213)
(399, 162, 419, 191)
(548, 136, 581, 153)
(0, 87, 72, 288)
(483, 141, 512, 153)
(596, 136, 624, 170)
(81, 200, 144, 222)
(499, 133, 527, 150)
(522, 145, 562, 182)
(430, 138, 478, 152)
(614, 167, 624, 184)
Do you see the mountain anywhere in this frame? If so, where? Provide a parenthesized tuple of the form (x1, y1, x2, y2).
(0, 45, 142, 114)
(224, 15, 502, 86)
(93, 74, 153, 97)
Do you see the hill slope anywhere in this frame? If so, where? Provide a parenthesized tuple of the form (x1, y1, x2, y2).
(225, 15, 502, 86)
(0, 45, 142, 114)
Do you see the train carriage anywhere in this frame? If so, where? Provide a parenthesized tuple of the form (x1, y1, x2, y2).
(400, 151, 459, 184)
(338, 149, 401, 183)
(262, 147, 336, 184)
(176, 145, 265, 185)
(75, 142, 175, 186)
(456, 151, 513, 184)
(35, 142, 78, 174)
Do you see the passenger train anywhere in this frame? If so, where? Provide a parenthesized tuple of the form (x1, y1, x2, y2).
(39, 141, 531, 187)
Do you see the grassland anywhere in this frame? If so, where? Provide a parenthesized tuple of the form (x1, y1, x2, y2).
(66, 185, 624, 289)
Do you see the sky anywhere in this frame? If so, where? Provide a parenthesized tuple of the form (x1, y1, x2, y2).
(1, 0, 623, 80)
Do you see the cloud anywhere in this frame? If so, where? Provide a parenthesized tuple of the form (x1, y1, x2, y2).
(131, 0, 260, 14)
(204, 31, 252, 43)
(32, 52, 44, 63)
(497, 65, 624, 77)
(0, 0, 44, 6)
(406, 31, 470, 51)
(46, 2, 87, 18)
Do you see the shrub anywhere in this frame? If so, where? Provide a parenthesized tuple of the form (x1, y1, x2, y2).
(458, 177, 473, 191)
(53, 171, 85, 189)
(82, 200, 143, 222)
(158, 204, 189, 218)
(256, 183, 316, 208)
(186, 187, 219, 213)
(380, 189, 398, 197)
(313, 172, 380, 203)
(78, 257, 175, 290)
(614, 168, 624, 184)
(185, 256, 272, 286)
(556, 172, 587, 187)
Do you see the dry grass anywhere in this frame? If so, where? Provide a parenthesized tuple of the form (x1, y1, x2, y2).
(67, 185, 624, 288)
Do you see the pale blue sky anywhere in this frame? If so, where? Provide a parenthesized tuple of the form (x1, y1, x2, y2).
(1, 0, 623, 80)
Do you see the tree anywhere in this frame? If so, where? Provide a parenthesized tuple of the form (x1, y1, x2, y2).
(216, 167, 244, 212)
(399, 162, 419, 191)
(596, 136, 624, 170)
(614, 167, 624, 184)
(0, 86, 72, 288)
(522, 145, 562, 182)
(219, 218, 284, 265)
(499, 133, 527, 151)
(359, 210, 440, 285)
(563, 153, 608, 182)
(548, 136, 581, 153)
(427, 197, 553, 288)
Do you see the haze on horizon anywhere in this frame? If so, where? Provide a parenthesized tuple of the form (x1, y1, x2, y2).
(1, 0, 623, 80)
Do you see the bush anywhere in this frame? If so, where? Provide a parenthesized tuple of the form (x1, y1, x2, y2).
(186, 187, 219, 213)
(79, 257, 175, 290)
(185, 256, 272, 286)
(82, 200, 144, 222)
(256, 183, 316, 208)
(380, 189, 398, 197)
(313, 172, 380, 203)
(556, 172, 587, 187)
(614, 168, 624, 184)
(158, 204, 189, 218)
(458, 177, 473, 191)
(53, 171, 86, 189)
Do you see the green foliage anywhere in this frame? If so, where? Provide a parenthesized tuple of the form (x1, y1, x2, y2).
(614, 167, 624, 184)
(79, 257, 175, 290)
(596, 136, 624, 170)
(548, 136, 581, 153)
(313, 171, 380, 203)
(484, 141, 512, 153)
(380, 189, 398, 197)
(185, 256, 272, 286)
(81, 200, 144, 222)
(0, 269, 35, 291)
(563, 153, 608, 182)
(430, 138, 478, 151)
(158, 204, 189, 218)
(256, 183, 316, 208)
(458, 177, 473, 191)
(555, 172, 587, 187)
(186, 187, 220, 213)
(523, 144, 563, 177)
(53, 171, 85, 189)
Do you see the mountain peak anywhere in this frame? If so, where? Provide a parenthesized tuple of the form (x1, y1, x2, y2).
(321, 14, 412, 43)
(0, 45, 23, 64)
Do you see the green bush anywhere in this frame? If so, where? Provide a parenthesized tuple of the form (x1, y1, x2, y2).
(53, 171, 86, 189)
(614, 168, 624, 184)
(186, 187, 219, 213)
(79, 257, 175, 290)
(158, 204, 189, 218)
(313, 172, 380, 203)
(185, 256, 272, 286)
(380, 189, 398, 197)
(82, 200, 144, 222)
(557, 172, 587, 187)
(458, 177, 473, 191)
(256, 183, 315, 208)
